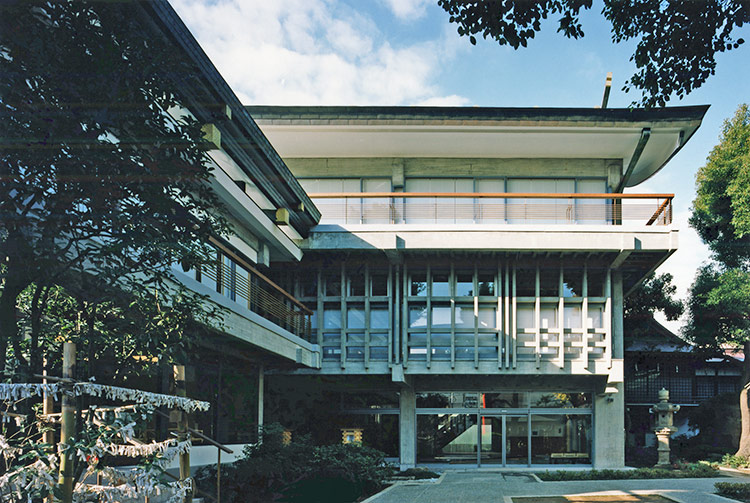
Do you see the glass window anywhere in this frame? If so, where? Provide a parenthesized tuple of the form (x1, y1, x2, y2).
(369, 346, 388, 361)
(540, 305, 558, 329)
(455, 272, 474, 296)
(325, 273, 341, 297)
(416, 392, 478, 408)
(516, 268, 536, 297)
(587, 305, 604, 329)
(530, 414, 591, 465)
(417, 414, 478, 464)
(324, 307, 341, 329)
(347, 308, 365, 329)
(409, 305, 428, 328)
(477, 307, 496, 329)
(455, 305, 474, 329)
(482, 392, 528, 409)
(411, 273, 427, 296)
(562, 268, 583, 297)
(370, 306, 389, 329)
(349, 270, 365, 296)
(477, 272, 496, 296)
(516, 305, 534, 329)
(540, 267, 559, 297)
(587, 269, 606, 297)
(528, 392, 591, 408)
(431, 346, 451, 360)
(432, 305, 452, 328)
(432, 272, 450, 296)
(371, 273, 388, 296)
(564, 306, 582, 329)
(346, 346, 365, 361)
(300, 275, 318, 297)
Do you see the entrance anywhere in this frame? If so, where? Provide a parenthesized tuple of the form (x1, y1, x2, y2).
(479, 415, 529, 466)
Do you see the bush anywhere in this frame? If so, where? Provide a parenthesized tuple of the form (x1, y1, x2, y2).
(397, 468, 440, 479)
(625, 445, 658, 467)
(716, 482, 750, 502)
(722, 454, 750, 468)
(194, 423, 392, 503)
(537, 463, 720, 481)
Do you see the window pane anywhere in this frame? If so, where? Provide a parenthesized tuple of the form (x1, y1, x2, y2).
(540, 267, 559, 297)
(455, 305, 474, 328)
(530, 414, 591, 465)
(563, 268, 583, 298)
(417, 414, 478, 464)
(432, 305, 452, 328)
(416, 392, 478, 408)
(564, 306, 582, 328)
(516, 268, 536, 297)
(587, 269, 606, 297)
(482, 392, 528, 408)
(478, 307, 496, 329)
(411, 274, 427, 296)
(587, 305, 604, 329)
(456, 272, 474, 296)
(370, 306, 389, 329)
(324, 308, 341, 329)
(347, 308, 365, 329)
(517, 305, 534, 329)
(371, 273, 388, 296)
(528, 392, 591, 408)
(349, 271, 365, 296)
(325, 273, 341, 297)
(478, 273, 496, 296)
(409, 305, 428, 328)
(432, 272, 450, 296)
(540, 305, 558, 329)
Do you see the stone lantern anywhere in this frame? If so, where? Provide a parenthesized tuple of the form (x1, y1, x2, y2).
(650, 388, 680, 467)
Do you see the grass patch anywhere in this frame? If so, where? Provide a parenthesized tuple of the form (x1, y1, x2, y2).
(716, 481, 750, 502)
(537, 463, 721, 481)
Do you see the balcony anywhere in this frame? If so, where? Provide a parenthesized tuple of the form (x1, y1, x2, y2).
(308, 193, 673, 227)
(195, 241, 314, 342)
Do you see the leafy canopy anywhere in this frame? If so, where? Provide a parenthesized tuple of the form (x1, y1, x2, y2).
(0, 0, 229, 375)
(624, 272, 683, 338)
(437, 0, 749, 107)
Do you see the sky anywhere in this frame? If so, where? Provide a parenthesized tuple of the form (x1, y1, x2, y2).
(171, 0, 750, 334)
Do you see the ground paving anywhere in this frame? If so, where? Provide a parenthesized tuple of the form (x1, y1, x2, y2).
(365, 471, 749, 503)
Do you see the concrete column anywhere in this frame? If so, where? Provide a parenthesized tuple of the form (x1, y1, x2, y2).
(257, 364, 264, 434)
(593, 383, 625, 468)
(399, 387, 416, 470)
(594, 270, 625, 468)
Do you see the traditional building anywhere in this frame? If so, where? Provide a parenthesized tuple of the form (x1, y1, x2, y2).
(145, 1, 709, 470)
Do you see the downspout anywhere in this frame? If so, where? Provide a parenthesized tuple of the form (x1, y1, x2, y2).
(615, 128, 651, 192)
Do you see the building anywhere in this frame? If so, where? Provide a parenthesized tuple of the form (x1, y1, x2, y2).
(625, 318, 741, 448)
(142, 2, 709, 470)
(243, 105, 708, 469)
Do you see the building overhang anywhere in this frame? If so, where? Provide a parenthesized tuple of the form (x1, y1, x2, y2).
(247, 105, 709, 189)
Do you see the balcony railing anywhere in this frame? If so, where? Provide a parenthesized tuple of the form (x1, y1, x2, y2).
(308, 192, 673, 226)
(198, 240, 314, 342)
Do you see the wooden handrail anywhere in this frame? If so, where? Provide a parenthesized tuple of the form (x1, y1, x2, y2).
(208, 236, 313, 315)
(309, 192, 674, 199)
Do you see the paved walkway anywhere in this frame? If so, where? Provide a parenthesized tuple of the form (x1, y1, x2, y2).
(366, 471, 748, 503)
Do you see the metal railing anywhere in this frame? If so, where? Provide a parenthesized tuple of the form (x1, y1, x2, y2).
(308, 192, 673, 226)
(199, 242, 313, 342)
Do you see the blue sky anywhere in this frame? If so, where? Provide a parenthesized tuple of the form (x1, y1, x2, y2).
(172, 0, 750, 333)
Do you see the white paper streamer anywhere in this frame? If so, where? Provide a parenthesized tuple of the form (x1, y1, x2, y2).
(0, 382, 210, 412)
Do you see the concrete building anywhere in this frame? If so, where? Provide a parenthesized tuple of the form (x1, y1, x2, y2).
(144, 1, 709, 470)
(244, 105, 708, 469)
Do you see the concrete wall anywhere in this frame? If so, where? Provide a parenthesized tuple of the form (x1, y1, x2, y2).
(286, 157, 623, 191)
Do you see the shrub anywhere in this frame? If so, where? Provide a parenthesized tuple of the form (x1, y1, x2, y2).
(716, 482, 750, 502)
(397, 468, 440, 479)
(722, 453, 750, 468)
(195, 423, 392, 503)
(537, 463, 719, 481)
(625, 445, 658, 467)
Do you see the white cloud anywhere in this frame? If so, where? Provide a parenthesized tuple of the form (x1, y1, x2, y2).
(171, 0, 468, 106)
(380, 0, 433, 20)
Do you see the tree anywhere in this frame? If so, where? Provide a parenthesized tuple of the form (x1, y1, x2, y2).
(624, 272, 684, 339)
(0, 1, 229, 378)
(437, 0, 748, 107)
(685, 104, 750, 456)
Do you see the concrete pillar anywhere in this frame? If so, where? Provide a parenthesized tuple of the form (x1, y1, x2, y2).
(593, 383, 625, 468)
(399, 387, 416, 470)
(594, 270, 625, 468)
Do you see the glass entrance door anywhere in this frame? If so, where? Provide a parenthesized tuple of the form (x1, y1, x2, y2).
(479, 415, 529, 466)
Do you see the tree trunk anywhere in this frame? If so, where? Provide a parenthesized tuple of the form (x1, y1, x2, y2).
(736, 340, 750, 457)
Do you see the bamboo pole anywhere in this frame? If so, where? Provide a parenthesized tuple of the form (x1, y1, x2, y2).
(174, 365, 192, 503)
(57, 342, 76, 503)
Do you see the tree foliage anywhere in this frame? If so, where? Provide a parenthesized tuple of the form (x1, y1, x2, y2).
(0, 0, 229, 378)
(624, 272, 683, 339)
(690, 104, 750, 268)
(437, 0, 749, 107)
